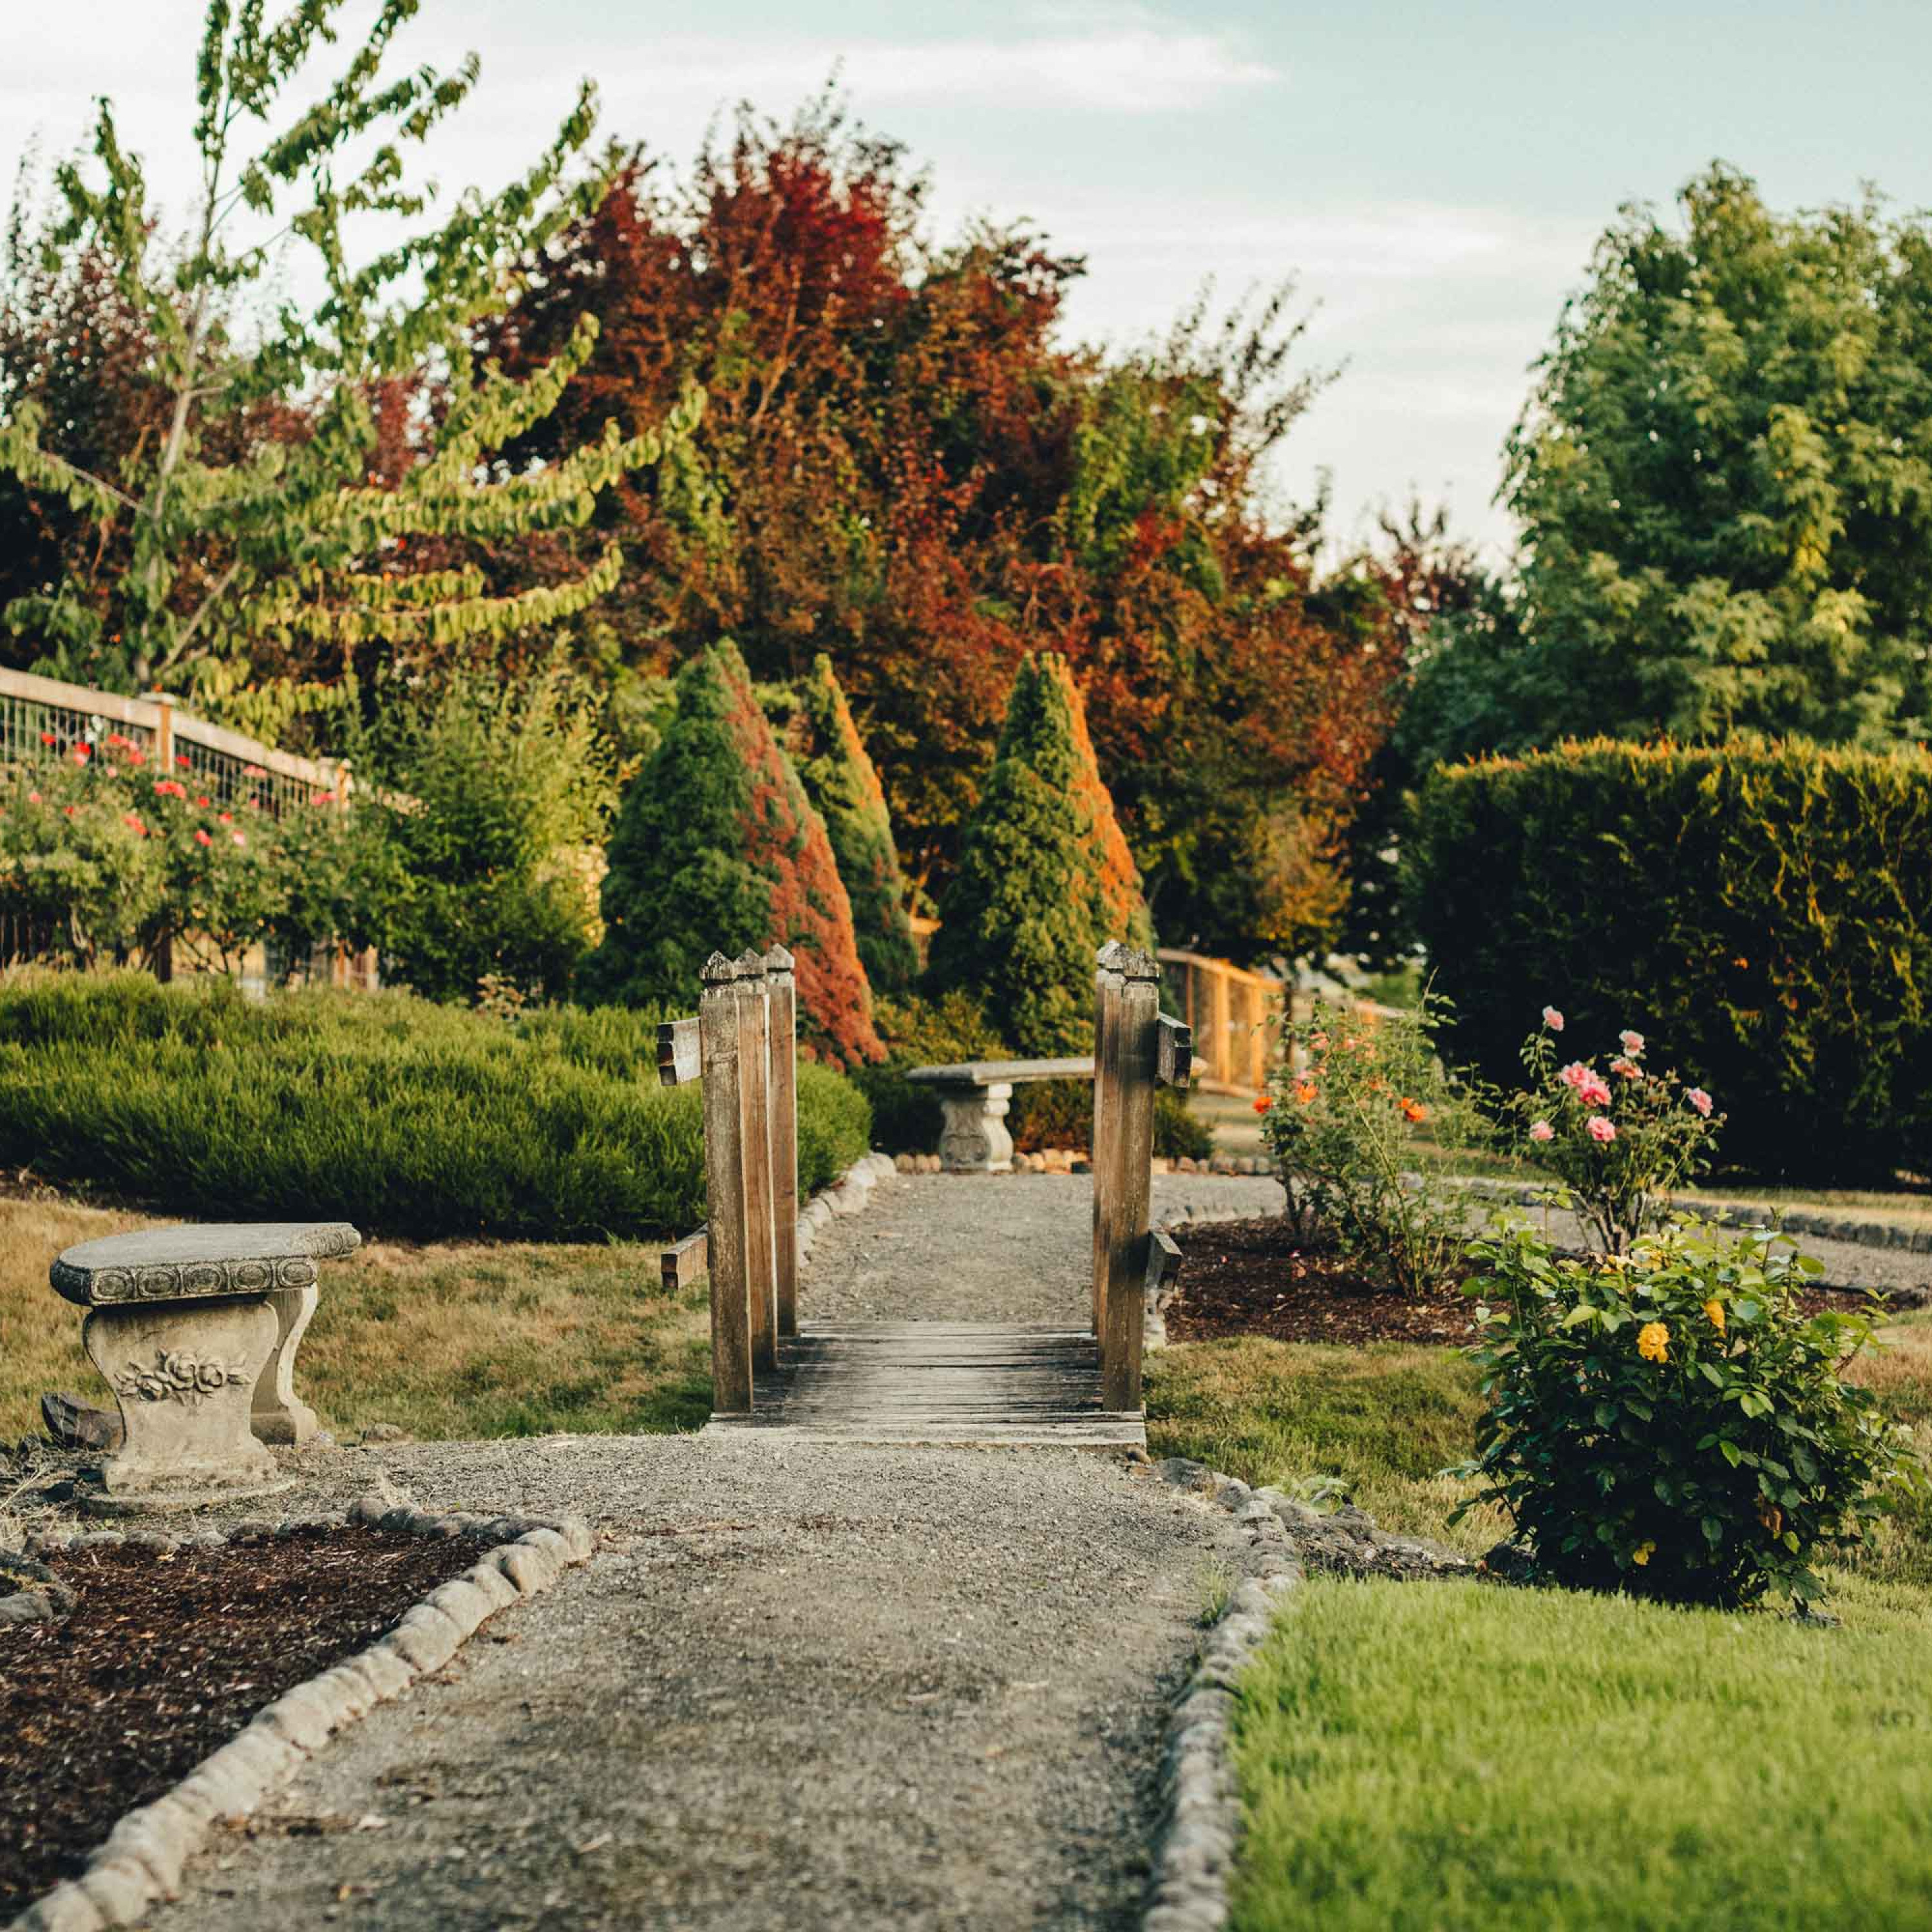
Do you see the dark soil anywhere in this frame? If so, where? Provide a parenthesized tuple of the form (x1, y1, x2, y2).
(1167, 1217, 1885, 1348)
(1168, 1218, 1481, 1345)
(0, 1526, 478, 1916)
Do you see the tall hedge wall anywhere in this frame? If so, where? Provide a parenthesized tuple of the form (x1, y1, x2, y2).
(1406, 739, 1932, 1180)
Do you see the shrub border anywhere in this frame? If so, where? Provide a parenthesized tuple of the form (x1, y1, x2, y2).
(6, 1501, 594, 1932)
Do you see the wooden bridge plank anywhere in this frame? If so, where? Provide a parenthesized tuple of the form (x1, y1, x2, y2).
(701, 1320, 1146, 1450)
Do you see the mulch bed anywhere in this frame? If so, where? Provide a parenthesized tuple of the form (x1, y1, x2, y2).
(0, 1525, 478, 1915)
(1168, 1218, 1482, 1346)
(1166, 1217, 1886, 1348)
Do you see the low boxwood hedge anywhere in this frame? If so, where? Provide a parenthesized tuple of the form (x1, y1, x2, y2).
(1406, 738, 1932, 1180)
(0, 971, 871, 1240)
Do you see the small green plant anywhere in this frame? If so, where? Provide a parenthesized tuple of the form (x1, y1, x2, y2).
(1511, 1006, 1724, 1253)
(1451, 1217, 1924, 1608)
(1259, 991, 1488, 1295)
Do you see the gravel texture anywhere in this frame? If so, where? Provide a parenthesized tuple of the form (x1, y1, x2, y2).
(126, 1173, 1285, 1932)
(800, 1171, 1284, 1326)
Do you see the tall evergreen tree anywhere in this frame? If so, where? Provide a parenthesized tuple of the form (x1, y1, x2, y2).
(0, 0, 699, 739)
(585, 641, 882, 1068)
(930, 652, 1150, 1056)
(781, 655, 919, 993)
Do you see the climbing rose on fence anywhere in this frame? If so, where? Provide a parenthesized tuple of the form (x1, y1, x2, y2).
(1511, 1012, 1723, 1253)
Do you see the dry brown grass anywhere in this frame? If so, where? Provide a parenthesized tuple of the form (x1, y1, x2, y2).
(0, 1199, 705, 1443)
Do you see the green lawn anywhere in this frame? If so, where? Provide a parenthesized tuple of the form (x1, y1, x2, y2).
(1145, 1321, 1932, 1931)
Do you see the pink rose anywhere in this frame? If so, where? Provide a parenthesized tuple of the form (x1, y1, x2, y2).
(1610, 1056, 1640, 1079)
(1542, 1006, 1564, 1032)
(1529, 1121, 1555, 1143)
(232, 831, 247, 848)
(193, 828, 212, 846)
(1559, 1061, 1591, 1090)
(1577, 1074, 1613, 1108)
(1619, 1029, 1645, 1055)
(1587, 1115, 1617, 1144)
(1687, 1088, 1713, 1117)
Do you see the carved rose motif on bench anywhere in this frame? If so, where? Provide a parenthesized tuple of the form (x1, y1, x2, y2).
(111, 1350, 249, 1405)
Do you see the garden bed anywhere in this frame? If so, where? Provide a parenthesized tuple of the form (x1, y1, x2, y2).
(1168, 1216, 1889, 1348)
(0, 1525, 478, 1914)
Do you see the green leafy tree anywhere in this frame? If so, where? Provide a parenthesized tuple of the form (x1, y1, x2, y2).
(585, 641, 884, 1068)
(0, 0, 698, 735)
(1497, 162, 1932, 748)
(778, 655, 918, 992)
(929, 652, 1151, 1056)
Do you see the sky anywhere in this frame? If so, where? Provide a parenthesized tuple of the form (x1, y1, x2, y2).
(5, 0, 1932, 559)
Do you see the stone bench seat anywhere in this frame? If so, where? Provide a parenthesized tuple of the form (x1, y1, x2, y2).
(52, 1220, 360, 1509)
(905, 1057, 1094, 1173)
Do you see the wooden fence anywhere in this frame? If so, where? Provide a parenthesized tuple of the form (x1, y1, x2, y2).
(0, 666, 372, 987)
(1157, 948, 1282, 1095)
(656, 947, 799, 1415)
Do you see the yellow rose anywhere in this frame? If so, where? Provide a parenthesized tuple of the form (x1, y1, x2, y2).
(1632, 1540, 1656, 1567)
(1704, 1298, 1726, 1334)
(1637, 1321, 1670, 1363)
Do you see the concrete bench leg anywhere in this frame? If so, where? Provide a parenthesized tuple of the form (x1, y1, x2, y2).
(938, 1081, 1014, 1175)
(252, 1280, 322, 1445)
(83, 1299, 283, 1502)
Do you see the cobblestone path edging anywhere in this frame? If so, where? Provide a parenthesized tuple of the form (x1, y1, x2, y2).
(8, 1502, 592, 1932)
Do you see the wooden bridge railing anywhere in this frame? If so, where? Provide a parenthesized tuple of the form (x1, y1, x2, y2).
(655, 947, 799, 1416)
(1092, 942, 1191, 1412)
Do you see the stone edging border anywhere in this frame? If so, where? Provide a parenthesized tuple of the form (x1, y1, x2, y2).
(1449, 1173, 1932, 1258)
(795, 1151, 898, 1273)
(6, 1499, 594, 1932)
(1143, 1458, 1301, 1932)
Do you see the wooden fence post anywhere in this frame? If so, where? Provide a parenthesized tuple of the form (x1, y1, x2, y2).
(735, 950, 779, 1371)
(1100, 945, 1160, 1413)
(699, 954, 753, 1414)
(765, 943, 799, 1339)
(1091, 941, 1127, 1340)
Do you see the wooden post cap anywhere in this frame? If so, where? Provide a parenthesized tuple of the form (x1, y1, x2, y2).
(764, 943, 795, 976)
(1095, 940, 1129, 974)
(1119, 945, 1161, 983)
(734, 949, 768, 982)
(701, 952, 741, 986)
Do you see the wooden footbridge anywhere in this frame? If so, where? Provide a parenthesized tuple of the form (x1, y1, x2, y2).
(656, 943, 1188, 1450)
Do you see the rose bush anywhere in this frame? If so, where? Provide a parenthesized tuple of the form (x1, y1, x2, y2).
(1450, 1217, 1922, 1609)
(1260, 989, 1490, 1294)
(1511, 1007, 1724, 1253)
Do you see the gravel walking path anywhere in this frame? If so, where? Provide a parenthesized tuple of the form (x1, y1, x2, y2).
(139, 1173, 1282, 1932)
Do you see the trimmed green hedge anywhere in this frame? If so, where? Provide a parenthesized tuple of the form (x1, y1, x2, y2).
(1406, 739, 1932, 1180)
(0, 972, 872, 1240)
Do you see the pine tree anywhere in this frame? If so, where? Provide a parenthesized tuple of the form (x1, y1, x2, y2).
(930, 652, 1151, 1056)
(782, 655, 919, 993)
(585, 641, 882, 1068)
(0, 0, 699, 735)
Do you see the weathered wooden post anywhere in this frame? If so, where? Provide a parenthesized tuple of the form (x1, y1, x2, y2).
(699, 954, 754, 1413)
(765, 943, 800, 1339)
(1091, 942, 1127, 1339)
(735, 950, 779, 1371)
(1099, 947, 1160, 1412)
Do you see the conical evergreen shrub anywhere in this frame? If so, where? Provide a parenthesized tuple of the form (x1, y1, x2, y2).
(930, 652, 1151, 1056)
(784, 655, 920, 994)
(584, 641, 884, 1067)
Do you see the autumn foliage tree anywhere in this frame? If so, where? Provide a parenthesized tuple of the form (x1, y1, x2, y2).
(584, 640, 882, 1066)
(929, 652, 1151, 1056)
(484, 100, 1400, 962)
(775, 654, 919, 994)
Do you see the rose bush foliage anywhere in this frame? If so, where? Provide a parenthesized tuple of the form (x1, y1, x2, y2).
(1451, 1218, 1922, 1609)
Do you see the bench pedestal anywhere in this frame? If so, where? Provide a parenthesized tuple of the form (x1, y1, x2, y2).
(50, 1220, 359, 1509)
(82, 1299, 283, 1503)
(937, 1081, 1015, 1175)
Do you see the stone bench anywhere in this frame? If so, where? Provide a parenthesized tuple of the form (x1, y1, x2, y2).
(51, 1221, 361, 1508)
(905, 1057, 1094, 1173)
